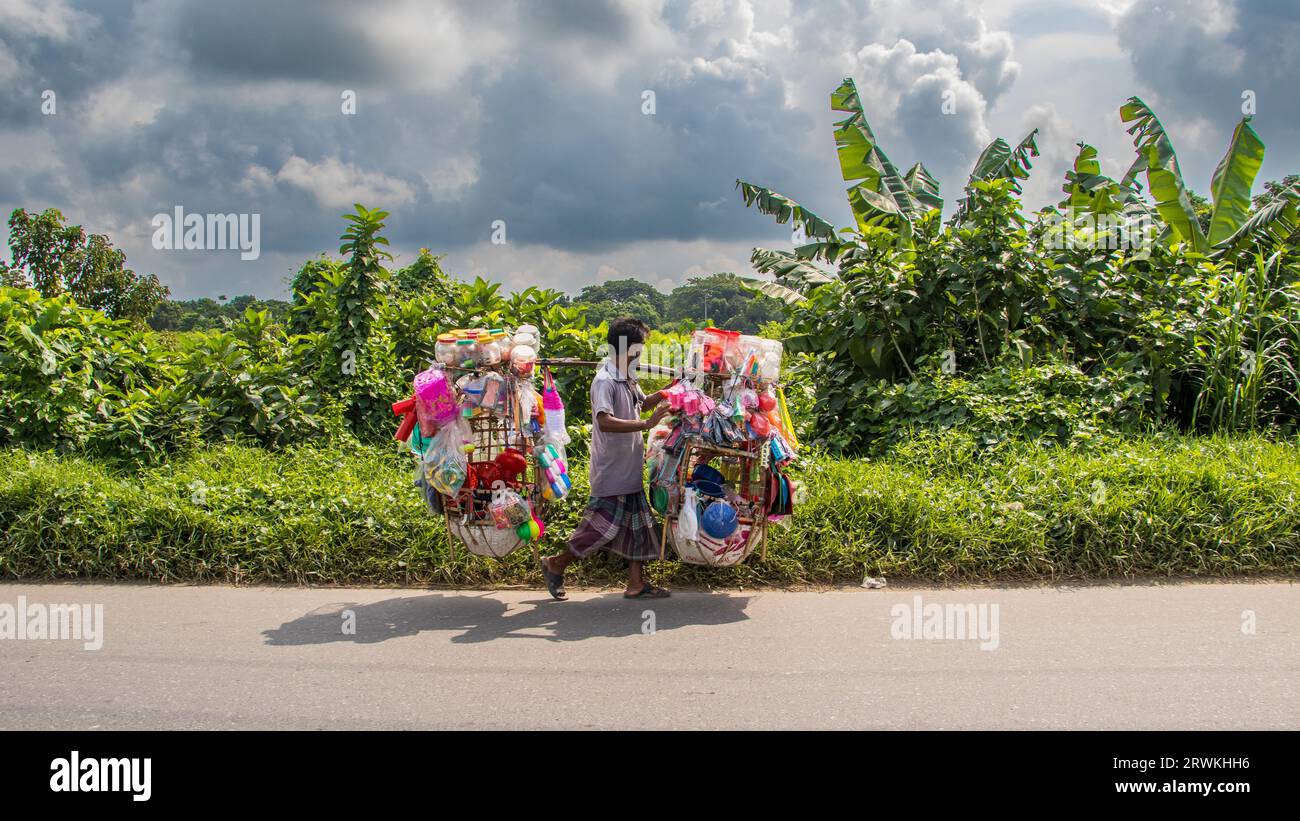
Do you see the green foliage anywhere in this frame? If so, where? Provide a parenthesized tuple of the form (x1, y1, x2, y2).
(831, 77, 924, 246)
(1120, 97, 1210, 253)
(574, 278, 664, 326)
(571, 273, 787, 334)
(1187, 255, 1300, 431)
(828, 361, 1155, 453)
(0, 287, 179, 456)
(663, 272, 785, 333)
(4, 434, 1298, 584)
(333, 204, 393, 380)
(737, 78, 1300, 451)
(953, 129, 1040, 223)
(5, 208, 168, 322)
(149, 294, 292, 332)
(393, 248, 456, 301)
(177, 308, 327, 447)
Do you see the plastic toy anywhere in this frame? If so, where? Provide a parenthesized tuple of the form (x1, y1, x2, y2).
(651, 485, 670, 514)
(392, 396, 417, 442)
(536, 442, 572, 501)
(700, 499, 740, 539)
(515, 509, 545, 541)
(541, 368, 569, 446)
(494, 448, 528, 484)
(489, 487, 532, 530)
(413, 365, 459, 436)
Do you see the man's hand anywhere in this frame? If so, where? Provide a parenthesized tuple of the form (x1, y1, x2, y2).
(644, 403, 672, 430)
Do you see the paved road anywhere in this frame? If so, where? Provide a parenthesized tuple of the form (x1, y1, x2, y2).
(1, 581, 1297, 729)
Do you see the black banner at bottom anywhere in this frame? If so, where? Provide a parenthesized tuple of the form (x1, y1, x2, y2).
(1, 730, 1287, 809)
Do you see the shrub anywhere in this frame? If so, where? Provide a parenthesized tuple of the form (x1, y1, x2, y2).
(3, 434, 1296, 585)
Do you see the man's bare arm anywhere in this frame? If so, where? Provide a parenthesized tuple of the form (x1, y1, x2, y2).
(596, 405, 670, 433)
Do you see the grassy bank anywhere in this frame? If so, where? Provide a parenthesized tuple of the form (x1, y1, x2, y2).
(2, 432, 1298, 586)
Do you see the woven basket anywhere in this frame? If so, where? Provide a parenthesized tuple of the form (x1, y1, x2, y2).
(435, 378, 544, 560)
(447, 518, 528, 558)
(666, 518, 759, 567)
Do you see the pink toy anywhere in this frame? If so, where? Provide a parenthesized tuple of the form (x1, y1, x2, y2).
(413, 365, 459, 436)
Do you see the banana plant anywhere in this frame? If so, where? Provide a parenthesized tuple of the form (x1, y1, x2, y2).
(904, 162, 943, 212)
(734, 181, 848, 264)
(831, 76, 928, 245)
(1206, 117, 1266, 246)
(952, 129, 1039, 223)
(1120, 97, 1210, 253)
(1045, 142, 1155, 252)
(1212, 184, 1299, 261)
(735, 76, 935, 301)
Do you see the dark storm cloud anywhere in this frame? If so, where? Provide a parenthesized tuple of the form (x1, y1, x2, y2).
(448, 43, 816, 252)
(0, 0, 133, 126)
(0, 0, 1028, 297)
(174, 0, 394, 82)
(1117, 0, 1300, 178)
(519, 0, 635, 42)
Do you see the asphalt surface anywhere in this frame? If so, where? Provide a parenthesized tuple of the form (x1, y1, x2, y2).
(1, 581, 1297, 729)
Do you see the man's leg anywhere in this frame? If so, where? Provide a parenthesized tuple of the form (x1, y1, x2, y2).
(627, 559, 644, 594)
(542, 550, 574, 575)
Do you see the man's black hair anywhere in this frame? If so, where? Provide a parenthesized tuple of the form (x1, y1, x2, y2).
(607, 316, 649, 350)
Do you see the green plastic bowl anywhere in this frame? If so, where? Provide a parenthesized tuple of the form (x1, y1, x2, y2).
(651, 485, 670, 514)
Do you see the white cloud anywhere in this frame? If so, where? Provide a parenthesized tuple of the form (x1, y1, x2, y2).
(422, 153, 480, 203)
(83, 79, 165, 131)
(1015, 103, 1079, 211)
(275, 155, 417, 209)
(22, 0, 1292, 302)
(236, 164, 276, 194)
(0, 41, 19, 83)
(853, 39, 992, 170)
(0, 0, 95, 40)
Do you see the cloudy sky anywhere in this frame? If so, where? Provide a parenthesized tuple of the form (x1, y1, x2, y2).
(1, 0, 1297, 299)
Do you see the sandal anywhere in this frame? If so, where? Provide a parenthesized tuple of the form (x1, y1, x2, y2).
(540, 557, 567, 600)
(624, 584, 671, 599)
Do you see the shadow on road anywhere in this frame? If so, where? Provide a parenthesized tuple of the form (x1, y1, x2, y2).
(261, 591, 753, 645)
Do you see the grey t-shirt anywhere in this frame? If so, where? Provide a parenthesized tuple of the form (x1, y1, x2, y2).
(588, 360, 647, 498)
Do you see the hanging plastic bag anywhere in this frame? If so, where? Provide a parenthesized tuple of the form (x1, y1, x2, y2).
(480, 371, 506, 414)
(541, 367, 570, 447)
(535, 442, 572, 501)
(423, 415, 471, 496)
(489, 485, 531, 530)
(515, 378, 540, 437)
(676, 486, 700, 543)
(412, 464, 444, 515)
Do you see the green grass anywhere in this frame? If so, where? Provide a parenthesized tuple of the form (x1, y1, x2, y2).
(2, 431, 1298, 586)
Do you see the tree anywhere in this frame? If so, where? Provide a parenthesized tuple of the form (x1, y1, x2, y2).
(664, 273, 784, 333)
(148, 295, 292, 332)
(334, 204, 392, 365)
(1187, 189, 1213, 235)
(1253, 174, 1299, 210)
(393, 248, 456, 301)
(5, 208, 168, 322)
(573, 278, 666, 326)
(0, 258, 22, 287)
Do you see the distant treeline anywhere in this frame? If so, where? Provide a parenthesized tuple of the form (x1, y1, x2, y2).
(149, 271, 786, 335)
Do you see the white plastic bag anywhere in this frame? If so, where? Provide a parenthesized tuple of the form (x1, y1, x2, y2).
(676, 486, 700, 543)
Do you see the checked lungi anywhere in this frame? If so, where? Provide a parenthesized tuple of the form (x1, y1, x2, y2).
(565, 491, 662, 561)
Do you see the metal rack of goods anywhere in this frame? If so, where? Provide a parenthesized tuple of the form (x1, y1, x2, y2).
(394, 326, 573, 560)
(648, 329, 798, 567)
